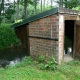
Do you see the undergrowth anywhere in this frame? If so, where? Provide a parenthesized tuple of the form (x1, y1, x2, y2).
(0, 56, 80, 80)
(14, 55, 58, 71)
(38, 55, 57, 70)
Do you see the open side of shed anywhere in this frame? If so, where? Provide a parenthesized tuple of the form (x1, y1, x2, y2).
(11, 7, 80, 64)
(64, 20, 75, 62)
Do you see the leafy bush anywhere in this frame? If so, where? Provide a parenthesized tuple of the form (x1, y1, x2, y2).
(38, 55, 45, 63)
(72, 6, 80, 15)
(45, 56, 57, 70)
(0, 23, 20, 50)
(5, 5, 15, 23)
(23, 56, 32, 64)
(73, 6, 80, 10)
(33, 61, 38, 65)
(38, 63, 45, 70)
(38, 56, 57, 70)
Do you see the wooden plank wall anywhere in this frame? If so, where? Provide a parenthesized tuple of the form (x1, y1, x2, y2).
(14, 24, 30, 55)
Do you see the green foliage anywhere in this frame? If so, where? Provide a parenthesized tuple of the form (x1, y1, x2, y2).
(67, 60, 80, 66)
(56, 0, 80, 9)
(5, 5, 15, 23)
(12, 3, 54, 21)
(23, 56, 32, 64)
(0, 68, 5, 73)
(67, 0, 80, 9)
(14, 62, 26, 68)
(15, 19, 23, 23)
(0, 59, 80, 80)
(15, 56, 32, 68)
(27, 4, 34, 17)
(15, 4, 24, 20)
(33, 60, 38, 65)
(38, 56, 57, 70)
(38, 55, 45, 63)
(73, 6, 80, 15)
(45, 56, 57, 70)
(38, 63, 45, 70)
(2, 1, 55, 23)
(37, 5, 52, 14)
(0, 15, 3, 24)
(0, 23, 20, 50)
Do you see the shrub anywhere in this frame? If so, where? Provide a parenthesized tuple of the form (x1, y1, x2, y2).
(45, 56, 57, 70)
(38, 63, 45, 70)
(0, 23, 20, 50)
(38, 55, 45, 63)
(23, 56, 32, 64)
(38, 55, 57, 70)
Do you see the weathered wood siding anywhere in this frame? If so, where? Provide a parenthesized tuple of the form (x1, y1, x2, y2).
(15, 24, 29, 55)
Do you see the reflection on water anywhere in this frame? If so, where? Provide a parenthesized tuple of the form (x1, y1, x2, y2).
(9, 57, 25, 66)
(0, 47, 28, 68)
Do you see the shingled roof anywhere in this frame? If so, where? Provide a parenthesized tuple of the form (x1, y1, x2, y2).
(11, 7, 79, 28)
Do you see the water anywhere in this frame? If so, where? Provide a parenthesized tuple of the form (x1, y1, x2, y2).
(0, 47, 28, 68)
(9, 57, 25, 66)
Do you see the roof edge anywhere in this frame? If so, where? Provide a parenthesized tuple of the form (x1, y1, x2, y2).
(11, 7, 58, 28)
(11, 7, 79, 28)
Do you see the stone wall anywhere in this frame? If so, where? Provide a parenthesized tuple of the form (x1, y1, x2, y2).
(28, 14, 59, 62)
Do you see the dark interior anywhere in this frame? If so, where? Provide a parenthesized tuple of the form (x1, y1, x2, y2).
(64, 20, 75, 54)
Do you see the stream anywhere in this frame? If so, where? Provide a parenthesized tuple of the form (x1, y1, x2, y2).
(0, 47, 28, 68)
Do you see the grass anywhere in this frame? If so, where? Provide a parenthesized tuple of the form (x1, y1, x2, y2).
(0, 59, 80, 80)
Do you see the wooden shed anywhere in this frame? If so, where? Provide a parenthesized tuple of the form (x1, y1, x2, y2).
(11, 8, 80, 64)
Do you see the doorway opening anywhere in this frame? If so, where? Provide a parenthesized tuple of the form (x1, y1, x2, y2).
(64, 20, 75, 62)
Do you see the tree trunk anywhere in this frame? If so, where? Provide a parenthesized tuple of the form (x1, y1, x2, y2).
(41, 0, 42, 12)
(3, 0, 6, 23)
(34, 0, 37, 15)
(59, 0, 63, 8)
(0, 0, 4, 24)
(51, 0, 52, 9)
(65, 0, 67, 8)
(43, 0, 45, 11)
(14, 0, 15, 9)
(0, 0, 3, 25)
(59, 0, 61, 7)
(2, 0, 4, 13)
(24, 0, 28, 19)
(16, 0, 20, 20)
